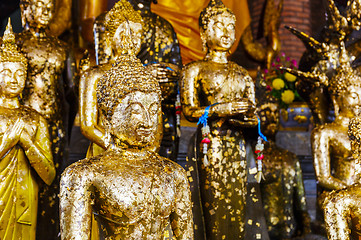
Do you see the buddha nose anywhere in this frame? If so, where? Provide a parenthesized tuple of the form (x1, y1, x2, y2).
(143, 111, 152, 128)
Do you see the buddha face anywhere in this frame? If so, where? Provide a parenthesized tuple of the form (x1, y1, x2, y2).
(29, 0, 54, 27)
(258, 102, 279, 138)
(0, 62, 26, 98)
(203, 12, 236, 51)
(338, 86, 361, 116)
(112, 20, 143, 55)
(110, 91, 162, 147)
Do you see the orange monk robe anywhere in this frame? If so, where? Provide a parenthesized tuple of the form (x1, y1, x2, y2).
(151, 0, 251, 64)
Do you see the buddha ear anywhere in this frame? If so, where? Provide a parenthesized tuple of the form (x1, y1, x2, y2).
(200, 29, 207, 53)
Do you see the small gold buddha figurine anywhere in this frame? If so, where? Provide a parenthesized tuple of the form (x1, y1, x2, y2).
(60, 36, 193, 239)
(257, 95, 311, 239)
(181, 0, 257, 239)
(0, 20, 55, 240)
(79, 0, 145, 158)
(323, 115, 361, 240)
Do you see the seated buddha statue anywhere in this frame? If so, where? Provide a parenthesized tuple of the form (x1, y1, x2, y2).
(284, 43, 361, 201)
(257, 95, 311, 239)
(0, 20, 55, 240)
(79, 0, 146, 157)
(323, 115, 361, 240)
(181, 0, 257, 239)
(311, 45, 361, 192)
(59, 33, 193, 239)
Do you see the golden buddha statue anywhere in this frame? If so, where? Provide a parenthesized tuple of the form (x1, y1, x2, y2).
(283, 41, 361, 231)
(129, 0, 182, 161)
(241, 0, 283, 69)
(181, 0, 257, 239)
(79, 0, 145, 158)
(323, 115, 361, 240)
(92, 0, 182, 161)
(285, 0, 361, 126)
(257, 96, 311, 239)
(307, 45, 361, 191)
(59, 31, 193, 239)
(0, 20, 55, 240)
(16, 0, 75, 238)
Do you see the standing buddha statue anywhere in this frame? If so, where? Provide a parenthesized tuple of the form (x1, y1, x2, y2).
(0, 20, 55, 240)
(59, 22, 193, 238)
(323, 115, 361, 240)
(79, 0, 146, 158)
(93, 0, 182, 161)
(181, 0, 257, 239)
(257, 95, 311, 239)
(16, 0, 76, 238)
(129, 0, 182, 161)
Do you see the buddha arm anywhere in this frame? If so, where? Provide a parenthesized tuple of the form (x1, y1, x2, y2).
(60, 165, 93, 240)
(294, 159, 311, 234)
(241, 25, 266, 62)
(324, 188, 355, 240)
(170, 167, 194, 240)
(79, 69, 107, 149)
(312, 126, 347, 190)
(181, 63, 250, 122)
(20, 116, 55, 186)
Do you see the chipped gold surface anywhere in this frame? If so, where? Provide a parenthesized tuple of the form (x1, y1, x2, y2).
(0, 21, 55, 239)
(257, 100, 310, 239)
(181, 1, 256, 238)
(60, 36, 193, 238)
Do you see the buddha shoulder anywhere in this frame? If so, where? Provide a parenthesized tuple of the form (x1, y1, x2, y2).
(160, 156, 189, 184)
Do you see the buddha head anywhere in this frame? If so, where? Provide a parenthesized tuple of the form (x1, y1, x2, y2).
(199, 0, 236, 52)
(20, 0, 55, 29)
(104, 0, 143, 56)
(257, 95, 280, 139)
(328, 47, 361, 117)
(97, 56, 162, 149)
(0, 20, 27, 99)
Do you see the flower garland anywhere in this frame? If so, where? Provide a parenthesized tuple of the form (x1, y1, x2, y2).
(197, 104, 216, 167)
(255, 116, 267, 183)
(175, 91, 181, 137)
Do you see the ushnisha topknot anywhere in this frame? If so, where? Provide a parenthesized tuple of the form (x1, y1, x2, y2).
(104, 0, 143, 38)
(199, 0, 235, 31)
(0, 19, 27, 67)
(348, 115, 361, 142)
(97, 54, 161, 123)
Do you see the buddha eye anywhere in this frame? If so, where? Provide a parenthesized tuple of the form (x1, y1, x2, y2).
(227, 24, 235, 31)
(149, 104, 159, 115)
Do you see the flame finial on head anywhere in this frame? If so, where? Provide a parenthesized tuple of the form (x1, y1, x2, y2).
(0, 19, 27, 67)
(104, 0, 142, 38)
